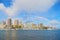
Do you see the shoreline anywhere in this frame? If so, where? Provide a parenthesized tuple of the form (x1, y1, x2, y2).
(0, 29, 58, 30)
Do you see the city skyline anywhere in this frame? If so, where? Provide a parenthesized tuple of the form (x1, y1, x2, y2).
(0, 18, 56, 30)
(0, 0, 60, 28)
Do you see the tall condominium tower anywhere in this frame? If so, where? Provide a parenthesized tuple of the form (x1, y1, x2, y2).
(14, 19, 19, 26)
(6, 18, 12, 29)
(2, 20, 6, 25)
(38, 23, 43, 29)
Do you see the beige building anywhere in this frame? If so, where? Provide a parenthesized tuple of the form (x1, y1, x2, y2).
(6, 18, 12, 29)
(38, 23, 43, 29)
(23, 23, 32, 30)
(19, 21, 24, 28)
(31, 23, 38, 30)
(14, 19, 19, 26)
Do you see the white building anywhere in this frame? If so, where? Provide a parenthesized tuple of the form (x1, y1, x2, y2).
(14, 19, 19, 26)
(6, 18, 12, 29)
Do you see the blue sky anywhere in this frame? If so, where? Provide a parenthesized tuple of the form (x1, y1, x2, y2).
(0, 0, 60, 28)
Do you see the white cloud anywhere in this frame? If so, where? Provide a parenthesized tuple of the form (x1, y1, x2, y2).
(50, 20, 60, 24)
(24, 16, 60, 28)
(0, 2, 19, 17)
(0, 4, 5, 9)
(0, 3, 17, 16)
(36, 17, 60, 25)
(14, 0, 57, 13)
(34, 17, 49, 21)
(0, 0, 57, 17)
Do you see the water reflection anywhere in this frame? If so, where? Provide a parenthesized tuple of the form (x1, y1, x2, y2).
(1, 30, 60, 40)
(6, 30, 10, 40)
(11, 30, 17, 40)
(5, 30, 17, 40)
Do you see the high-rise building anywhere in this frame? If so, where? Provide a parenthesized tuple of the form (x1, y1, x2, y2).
(0, 20, 6, 29)
(31, 23, 38, 30)
(14, 19, 19, 26)
(6, 18, 12, 29)
(38, 23, 43, 29)
(2, 20, 6, 25)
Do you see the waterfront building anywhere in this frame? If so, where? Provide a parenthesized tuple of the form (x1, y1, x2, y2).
(24, 22, 32, 30)
(14, 19, 19, 26)
(0, 20, 6, 29)
(19, 21, 24, 29)
(6, 18, 12, 29)
(31, 23, 38, 30)
(38, 23, 43, 29)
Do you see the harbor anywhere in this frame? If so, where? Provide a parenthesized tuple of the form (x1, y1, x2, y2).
(0, 30, 60, 40)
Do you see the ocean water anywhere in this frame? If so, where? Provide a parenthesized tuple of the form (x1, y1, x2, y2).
(0, 30, 60, 40)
